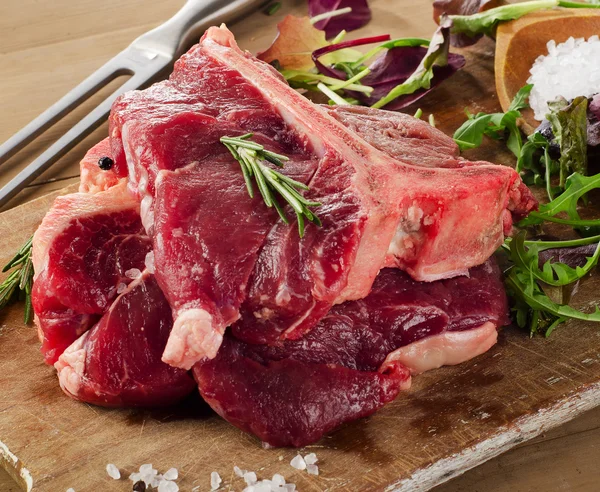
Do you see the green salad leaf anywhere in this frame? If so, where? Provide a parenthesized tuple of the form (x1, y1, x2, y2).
(519, 172, 600, 235)
(453, 84, 532, 155)
(448, 1, 600, 41)
(505, 232, 600, 287)
(547, 96, 589, 186)
(504, 231, 600, 337)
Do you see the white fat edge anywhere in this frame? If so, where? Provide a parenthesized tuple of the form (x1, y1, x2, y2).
(163, 308, 226, 368)
(121, 122, 140, 193)
(144, 251, 155, 274)
(54, 329, 94, 397)
(381, 322, 497, 375)
(122, 123, 156, 234)
(0, 440, 33, 491)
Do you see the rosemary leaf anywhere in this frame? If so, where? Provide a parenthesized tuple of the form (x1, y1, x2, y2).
(0, 236, 34, 323)
(220, 134, 322, 237)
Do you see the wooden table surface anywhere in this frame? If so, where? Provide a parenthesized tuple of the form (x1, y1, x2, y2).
(1, 0, 599, 490)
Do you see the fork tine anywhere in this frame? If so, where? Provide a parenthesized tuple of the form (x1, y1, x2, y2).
(0, 72, 153, 208)
(0, 57, 129, 167)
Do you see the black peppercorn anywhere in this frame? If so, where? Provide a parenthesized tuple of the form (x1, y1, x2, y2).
(132, 480, 146, 492)
(98, 156, 114, 171)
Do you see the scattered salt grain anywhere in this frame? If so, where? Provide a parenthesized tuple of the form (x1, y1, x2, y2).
(116, 282, 127, 294)
(106, 463, 121, 480)
(306, 464, 319, 476)
(290, 455, 306, 470)
(528, 35, 600, 120)
(243, 471, 258, 485)
(272, 474, 285, 486)
(66, 489, 75, 492)
(158, 480, 179, 492)
(163, 468, 178, 481)
(125, 268, 142, 280)
(303, 453, 318, 465)
(234, 465, 246, 477)
(211, 471, 222, 490)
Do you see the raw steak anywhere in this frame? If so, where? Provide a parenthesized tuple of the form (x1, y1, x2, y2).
(55, 272, 195, 407)
(109, 26, 535, 368)
(32, 182, 151, 363)
(195, 258, 508, 447)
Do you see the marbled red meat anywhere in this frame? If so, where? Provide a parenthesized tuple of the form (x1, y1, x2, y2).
(55, 272, 195, 407)
(109, 26, 535, 368)
(195, 259, 508, 447)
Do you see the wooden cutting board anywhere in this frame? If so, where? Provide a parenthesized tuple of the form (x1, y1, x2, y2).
(2, 1, 600, 491)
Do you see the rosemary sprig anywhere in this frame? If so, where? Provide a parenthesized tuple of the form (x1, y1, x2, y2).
(1, 236, 34, 323)
(220, 134, 322, 237)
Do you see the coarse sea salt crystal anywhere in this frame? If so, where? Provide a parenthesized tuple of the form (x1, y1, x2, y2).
(304, 453, 318, 465)
(528, 35, 600, 120)
(163, 468, 178, 481)
(306, 464, 319, 476)
(234, 465, 246, 477)
(66, 489, 75, 492)
(254, 481, 272, 492)
(116, 282, 127, 294)
(272, 474, 285, 486)
(158, 480, 179, 492)
(125, 268, 142, 280)
(243, 471, 258, 485)
(211, 471, 222, 490)
(106, 463, 121, 480)
(129, 472, 142, 482)
(290, 455, 306, 470)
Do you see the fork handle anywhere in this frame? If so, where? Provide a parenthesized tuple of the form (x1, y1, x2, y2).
(133, 0, 255, 57)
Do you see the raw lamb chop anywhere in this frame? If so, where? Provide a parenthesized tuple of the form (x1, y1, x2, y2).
(109, 26, 535, 368)
(195, 259, 508, 447)
(32, 181, 151, 363)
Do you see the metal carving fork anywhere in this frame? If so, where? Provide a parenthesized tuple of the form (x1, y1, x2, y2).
(0, 0, 264, 208)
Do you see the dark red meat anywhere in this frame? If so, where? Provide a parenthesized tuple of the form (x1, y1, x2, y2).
(55, 273, 195, 407)
(194, 339, 410, 448)
(195, 258, 508, 447)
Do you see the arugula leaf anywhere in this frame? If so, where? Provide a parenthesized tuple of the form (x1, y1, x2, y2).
(547, 96, 589, 186)
(517, 131, 560, 200)
(518, 172, 600, 235)
(453, 84, 532, 155)
(506, 267, 600, 337)
(506, 232, 600, 287)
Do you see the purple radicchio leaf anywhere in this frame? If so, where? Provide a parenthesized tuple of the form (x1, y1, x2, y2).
(308, 0, 372, 39)
(348, 45, 465, 110)
(538, 243, 599, 269)
(433, 0, 504, 47)
(312, 34, 392, 79)
(311, 18, 465, 110)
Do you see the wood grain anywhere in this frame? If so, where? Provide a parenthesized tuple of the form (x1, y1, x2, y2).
(2, 0, 600, 491)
